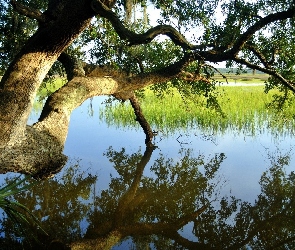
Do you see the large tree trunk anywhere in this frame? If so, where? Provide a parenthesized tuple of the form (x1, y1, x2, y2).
(0, 52, 58, 147)
(0, 0, 95, 177)
(0, 0, 94, 148)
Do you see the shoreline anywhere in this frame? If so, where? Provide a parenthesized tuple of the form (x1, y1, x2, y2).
(216, 82, 264, 87)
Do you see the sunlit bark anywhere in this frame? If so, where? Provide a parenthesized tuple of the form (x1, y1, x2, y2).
(0, 0, 95, 176)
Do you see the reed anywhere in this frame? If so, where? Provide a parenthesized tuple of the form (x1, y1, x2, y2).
(99, 85, 295, 136)
(37, 78, 66, 99)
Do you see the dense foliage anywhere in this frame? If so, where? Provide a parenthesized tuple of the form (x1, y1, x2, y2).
(1, 0, 295, 86)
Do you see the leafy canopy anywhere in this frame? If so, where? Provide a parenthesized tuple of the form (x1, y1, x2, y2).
(1, 0, 295, 101)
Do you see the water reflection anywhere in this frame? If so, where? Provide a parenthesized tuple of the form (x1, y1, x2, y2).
(1, 94, 291, 250)
(0, 164, 97, 249)
(1, 145, 295, 249)
(76, 146, 225, 249)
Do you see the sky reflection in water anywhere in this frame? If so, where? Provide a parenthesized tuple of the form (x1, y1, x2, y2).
(2, 95, 295, 248)
(60, 96, 295, 203)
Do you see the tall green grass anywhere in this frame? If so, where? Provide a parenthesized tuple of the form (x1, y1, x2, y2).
(32, 78, 67, 115)
(99, 86, 295, 136)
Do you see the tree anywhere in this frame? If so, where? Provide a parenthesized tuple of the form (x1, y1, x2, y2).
(0, 0, 295, 175)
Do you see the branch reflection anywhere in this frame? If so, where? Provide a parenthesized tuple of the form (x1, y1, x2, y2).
(1, 146, 295, 249)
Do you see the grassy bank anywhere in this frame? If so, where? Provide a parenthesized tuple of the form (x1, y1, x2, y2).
(37, 78, 66, 98)
(100, 85, 295, 136)
(213, 73, 269, 84)
(32, 78, 67, 114)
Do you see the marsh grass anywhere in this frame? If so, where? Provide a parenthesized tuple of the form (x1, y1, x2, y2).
(37, 78, 66, 99)
(99, 85, 295, 136)
(213, 73, 269, 84)
(32, 78, 67, 114)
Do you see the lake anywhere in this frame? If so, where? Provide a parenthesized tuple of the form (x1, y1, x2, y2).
(1, 95, 295, 249)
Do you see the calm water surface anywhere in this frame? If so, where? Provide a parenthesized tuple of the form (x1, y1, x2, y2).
(1, 96, 295, 249)
(63, 97, 295, 202)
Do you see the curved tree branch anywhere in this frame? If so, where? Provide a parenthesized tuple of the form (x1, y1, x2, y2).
(167, 230, 214, 250)
(10, 0, 47, 23)
(91, 0, 198, 49)
(173, 205, 208, 229)
(129, 94, 155, 146)
(114, 144, 155, 224)
(34, 50, 211, 145)
(196, 8, 295, 63)
(228, 8, 295, 56)
(120, 205, 212, 249)
(91, 0, 295, 66)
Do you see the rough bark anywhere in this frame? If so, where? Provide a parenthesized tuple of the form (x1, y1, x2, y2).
(35, 54, 194, 145)
(0, 0, 94, 148)
(0, 59, 183, 175)
(0, 53, 57, 147)
(0, 38, 195, 175)
(0, 126, 67, 178)
(58, 51, 155, 146)
(0, 0, 96, 176)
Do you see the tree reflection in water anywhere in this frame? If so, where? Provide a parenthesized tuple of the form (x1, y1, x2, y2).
(0, 146, 295, 249)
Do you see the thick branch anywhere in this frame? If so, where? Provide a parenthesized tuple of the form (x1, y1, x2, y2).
(114, 144, 155, 225)
(35, 74, 156, 144)
(120, 206, 212, 249)
(196, 8, 295, 63)
(229, 8, 295, 56)
(173, 205, 208, 229)
(10, 0, 47, 23)
(0, 126, 67, 178)
(91, 0, 295, 65)
(91, 0, 197, 49)
(34, 53, 201, 144)
(168, 230, 214, 250)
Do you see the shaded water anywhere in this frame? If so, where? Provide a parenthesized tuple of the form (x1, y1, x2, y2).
(1, 96, 295, 249)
